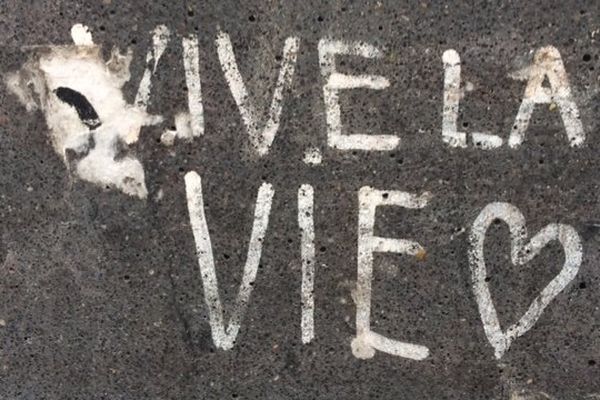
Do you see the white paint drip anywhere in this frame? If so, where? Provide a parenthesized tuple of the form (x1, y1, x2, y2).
(351, 186, 431, 360)
(216, 30, 299, 156)
(5, 24, 163, 198)
(298, 184, 316, 344)
(442, 49, 503, 149)
(318, 38, 399, 151)
(508, 46, 585, 148)
(184, 171, 274, 350)
(468, 202, 582, 359)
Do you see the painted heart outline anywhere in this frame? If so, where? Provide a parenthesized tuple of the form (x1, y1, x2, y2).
(468, 202, 583, 359)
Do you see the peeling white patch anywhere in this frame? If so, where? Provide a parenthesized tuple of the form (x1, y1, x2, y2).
(469, 202, 582, 359)
(5, 24, 163, 198)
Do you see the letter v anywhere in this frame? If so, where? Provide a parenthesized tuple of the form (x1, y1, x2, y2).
(184, 171, 274, 350)
(216, 30, 299, 156)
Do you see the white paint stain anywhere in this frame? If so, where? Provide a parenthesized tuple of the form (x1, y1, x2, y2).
(5, 24, 163, 198)
(510, 389, 555, 400)
(318, 38, 399, 151)
(298, 184, 316, 343)
(442, 49, 503, 149)
(181, 35, 204, 138)
(351, 186, 431, 360)
(184, 171, 274, 350)
(302, 146, 322, 165)
(135, 25, 171, 110)
(509, 46, 585, 148)
(216, 30, 299, 156)
(472, 132, 504, 150)
(468, 202, 582, 359)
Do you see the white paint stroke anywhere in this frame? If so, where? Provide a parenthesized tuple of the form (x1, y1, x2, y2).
(508, 46, 585, 148)
(318, 38, 398, 151)
(216, 30, 299, 156)
(184, 171, 274, 350)
(472, 132, 503, 150)
(442, 49, 503, 149)
(135, 25, 170, 109)
(442, 49, 467, 148)
(351, 186, 431, 360)
(298, 184, 316, 344)
(5, 24, 163, 199)
(468, 202, 583, 359)
(182, 35, 204, 138)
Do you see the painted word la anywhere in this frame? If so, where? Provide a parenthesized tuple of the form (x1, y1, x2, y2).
(185, 172, 583, 360)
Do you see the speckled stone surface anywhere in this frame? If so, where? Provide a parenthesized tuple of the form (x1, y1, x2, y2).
(1, 1, 600, 399)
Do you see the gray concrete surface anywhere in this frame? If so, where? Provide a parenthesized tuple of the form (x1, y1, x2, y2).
(1, 1, 600, 398)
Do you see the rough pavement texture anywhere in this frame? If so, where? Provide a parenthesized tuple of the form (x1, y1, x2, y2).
(1, 1, 600, 399)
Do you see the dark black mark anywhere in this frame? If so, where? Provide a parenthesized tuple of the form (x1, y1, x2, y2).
(54, 87, 101, 130)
